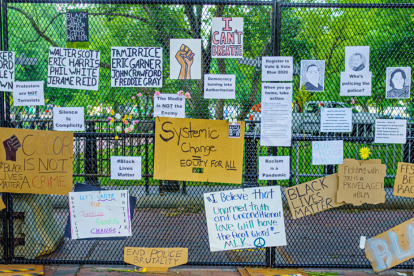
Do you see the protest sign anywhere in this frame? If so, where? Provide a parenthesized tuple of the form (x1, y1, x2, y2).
(124, 247, 188, 272)
(300, 60, 325, 92)
(0, 197, 5, 210)
(111, 47, 162, 87)
(0, 127, 73, 195)
(47, 47, 100, 90)
(66, 10, 89, 49)
(13, 81, 45, 106)
(393, 162, 414, 198)
(53, 107, 85, 131)
(258, 156, 290, 180)
(345, 46, 370, 72)
(320, 108, 352, 132)
(170, 39, 201, 80)
(386, 67, 411, 99)
(260, 83, 292, 147)
(340, 71, 372, 96)
(0, 51, 15, 92)
(111, 156, 142, 180)
(153, 93, 185, 118)
(204, 74, 236, 99)
(154, 117, 244, 184)
(312, 141, 344, 165)
(261, 57, 293, 82)
(211, 17, 243, 58)
(375, 119, 407, 144)
(365, 217, 414, 272)
(285, 174, 344, 219)
(204, 186, 286, 252)
(337, 159, 386, 205)
(69, 190, 131, 239)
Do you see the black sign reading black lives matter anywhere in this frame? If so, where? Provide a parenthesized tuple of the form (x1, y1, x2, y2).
(66, 10, 89, 48)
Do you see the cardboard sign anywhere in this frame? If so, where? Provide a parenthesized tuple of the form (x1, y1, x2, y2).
(258, 156, 290, 180)
(124, 247, 188, 272)
(47, 47, 100, 91)
(153, 93, 185, 118)
(111, 47, 162, 87)
(337, 159, 386, 206)
(69, 190, 131, 239)
(204, 74, 236, 99)
(110, 156, 142, 180)
(393, 162, 414, 198)
(66, 10, 89, 49)
(204, 186, 287, 251)
(312, 140, 343, 165)
(13, 81, 45, 106)
(154, 117, 244, 184)
(0, 197, 5, 211)
(211, 17, 243, 58)
(365, 217, 414, 272)
(285, 174, 344, 219)
(0, 127, 73, 195)
(0, 51, 15, 92)
(53, 107, 85, 131)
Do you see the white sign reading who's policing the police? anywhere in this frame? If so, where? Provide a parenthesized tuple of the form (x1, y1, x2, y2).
(111, 156, 142, 180)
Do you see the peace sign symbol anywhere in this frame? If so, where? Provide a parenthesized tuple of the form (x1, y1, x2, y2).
(254, 237, 266, 248)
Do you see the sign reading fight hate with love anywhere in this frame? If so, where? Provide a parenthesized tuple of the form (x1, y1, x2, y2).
(69, 190, 131, 239)
(211, 17, 243, 58)
(111, 47, 162, 87)
(47, 47, 100, 90)
(0, 127, 73, 195)
(204, 186, 286, 251)
(154, 117, 244, 184)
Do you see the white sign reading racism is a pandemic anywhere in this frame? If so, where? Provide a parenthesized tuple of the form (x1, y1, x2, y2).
(211, 17, 243, 58)
(13, 81, 45, 106)
(153, 93, 185, 118)
(258, 156, 290, 180)
(111, 156, 142, 180)
(0, 51, 15, 92)
(261, 57, 293, 82)
(69, 190, 131, 239)
(47, 47, 100, 91)
(312, 140, 344, 165)
(204, 186, 286, 251)
(375, 119, 407, 144)
(260, 83, 292, 147)
(111, 47, 162, 88)
(53, 107, 85, 131)
(321, 108, 352, 133)
(204, 74, 235, 99)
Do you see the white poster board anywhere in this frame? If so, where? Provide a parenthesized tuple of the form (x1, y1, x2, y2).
(340, 71, 372, 96)
(53, 107, 85, 131)
(13, 81, 45, 106)
(258, 156, 290, 180)
(260, 83, 292, 147)
(320, 108, 352, 133)
(312, 141, 344, 165)
(111, 156, 142, 180)
(261, 57, 293, 82)
(69, 190, 131, 239)
(0, 51, 15, 92)
(204, 186, 286, 252)
(47, 47, 100, 90)
(111, 47, 162, 87)
(170, 39, 201, 80)
(204, 74, 236, 99)
(375, 119, 407, 144)
(211, 17, 243, 58)
(153, 93, 185, 118)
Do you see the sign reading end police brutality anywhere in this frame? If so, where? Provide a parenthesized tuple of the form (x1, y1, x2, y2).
(111, 47, 162, 87)
(204, 186, 286, 251)
(53, 107, 85, 131)
(47, 47, 100, 91)
(0, 51, 15, 92)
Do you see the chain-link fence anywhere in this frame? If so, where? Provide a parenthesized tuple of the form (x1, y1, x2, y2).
(1, 0, 414, 269)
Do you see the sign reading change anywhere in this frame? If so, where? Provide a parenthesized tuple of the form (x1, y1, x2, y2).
(154, 117, 244, 184)
(0, 127, 73, 195)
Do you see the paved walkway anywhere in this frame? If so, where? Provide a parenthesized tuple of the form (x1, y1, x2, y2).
(43, 265, 414, 275)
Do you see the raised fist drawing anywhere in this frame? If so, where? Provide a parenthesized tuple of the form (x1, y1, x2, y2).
(175, 44, 195, 79)
(3, 135, 21, 162)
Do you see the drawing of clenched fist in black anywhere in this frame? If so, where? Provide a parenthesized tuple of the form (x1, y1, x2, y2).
(175, 44, 195, 79)
(3, 135, 21, 162)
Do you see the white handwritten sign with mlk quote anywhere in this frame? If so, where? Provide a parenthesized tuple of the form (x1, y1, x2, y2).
(204, 186, 286, 252)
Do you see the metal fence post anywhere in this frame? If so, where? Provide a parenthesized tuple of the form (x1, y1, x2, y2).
(85, 121, 99, 185)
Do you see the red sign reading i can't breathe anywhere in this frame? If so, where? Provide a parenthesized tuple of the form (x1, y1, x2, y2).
(211, 17, 244, 59)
